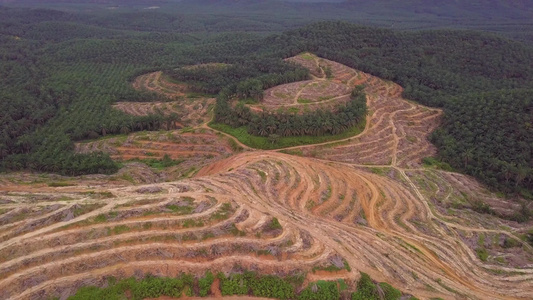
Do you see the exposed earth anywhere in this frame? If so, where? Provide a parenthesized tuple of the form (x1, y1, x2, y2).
(0, 53, 531, 300)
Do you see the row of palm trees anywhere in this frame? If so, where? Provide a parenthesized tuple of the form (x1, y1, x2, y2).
(216, 88, 367, 137)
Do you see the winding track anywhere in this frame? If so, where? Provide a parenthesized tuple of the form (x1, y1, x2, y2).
(1, 53, 532, 300)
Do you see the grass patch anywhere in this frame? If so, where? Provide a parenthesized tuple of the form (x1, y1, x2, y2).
(211, 203, 234, 221)
(239, 98, 260, 105)
(503, 237, 521, 248)
(72, 204, 101, 217)
(299, 52, 315, 61)
(167, 204, 193, 215)
(312, 259, 350, 273)
(112, 225, 130, 235)
(280, 149, 303, 156)
(254, 169, 267, 182)
(78, 133, 129, 144)
(422, 157, 453, 171)
(94, 214, 108, 223)
(267, 217, 282, 230)
(209, 118, 365, 150)
(183, 219, 204, 228)
(287, 107, 300, 113)
(120, 173, 135, 184)
(406, 135, 417, 143)
(56, 196, 74, 201)
(227, 138, 243, 152)
(298, 280, 338, 300)
(68, 274, 193, 300)
(202, 232, 215, 240)
(182, 167, 198, 178)
(476, 247, 489, 261)
(126, 155, 184, 170)
(369, 167, 388, 176)
(404, 241, 423, 254)
(297, 98, 313, 104)
(351, 272, 401, 300)
(229, 224, 246, 236)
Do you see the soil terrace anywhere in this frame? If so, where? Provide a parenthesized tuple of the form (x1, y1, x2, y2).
(1, 53, 532, 300)
(249, 53, 363, 114)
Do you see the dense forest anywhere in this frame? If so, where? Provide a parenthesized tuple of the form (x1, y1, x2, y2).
(0, 5, 532, 195)
(2, 0, 533, 43)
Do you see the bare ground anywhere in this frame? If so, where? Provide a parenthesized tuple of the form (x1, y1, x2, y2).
(1, 53, 531, 300)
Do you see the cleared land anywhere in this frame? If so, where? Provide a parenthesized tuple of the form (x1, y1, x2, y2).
(248, 53, 360, 114)
(1, 54, 532, 300)
(75, 129, 238, 182)
(132, 71, 188, 99)
(117, 71, 215, 127)
(284, 54, 442, 168)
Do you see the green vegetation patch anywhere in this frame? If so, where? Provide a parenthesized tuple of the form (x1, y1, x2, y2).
(219, 272, 295, 299)
(267, 217, 282, 231)
(68, 274, 194, 300)
(298, 280, 339, 300)
(297, 98, 313, 104)
(352, 272, 406, 300)
(422, 157, 453, 171)
(299, 53, 315, 61)
(65, 270, 414, 300)
(476, 247, 489, 261)
(126, 154, 184, 170)
(209, 120, 365, 150)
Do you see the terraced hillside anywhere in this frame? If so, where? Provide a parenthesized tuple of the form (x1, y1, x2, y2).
(289, 59, 442, 168)
(249, 53, 363, 114)
(132, 71, 188, 100)
(1, 54, 532, 300)
(117, 71, 215, 127)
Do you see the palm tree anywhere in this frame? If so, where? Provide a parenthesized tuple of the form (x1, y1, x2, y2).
(515, 166, 530, 188)
(463, 148, 475, 169)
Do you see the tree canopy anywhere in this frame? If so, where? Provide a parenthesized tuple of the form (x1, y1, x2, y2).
(0, 7, 531, 194)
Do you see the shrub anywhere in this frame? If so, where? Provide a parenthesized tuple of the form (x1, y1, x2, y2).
(268, 217, 282, 230)
(298, 280, 339, 300)
(476, 248, 489, 261)
(198, 271, 214, 297)
(352, 272, 377, 300)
